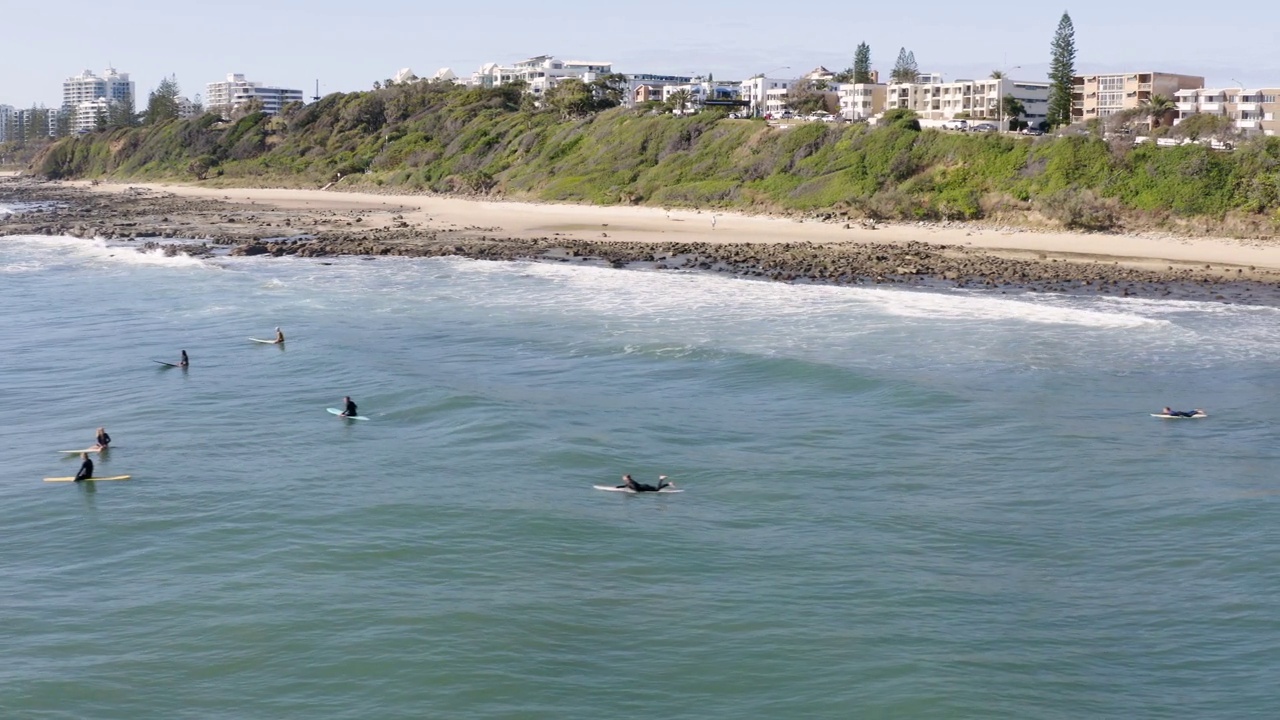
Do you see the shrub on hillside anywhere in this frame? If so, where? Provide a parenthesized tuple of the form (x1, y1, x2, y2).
(1036, 188, 1119, 230)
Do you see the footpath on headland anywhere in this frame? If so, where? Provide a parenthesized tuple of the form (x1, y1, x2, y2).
(4, 177, 1280, 304)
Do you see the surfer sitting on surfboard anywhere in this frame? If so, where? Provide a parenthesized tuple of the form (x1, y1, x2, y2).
(1162, 407, 1204, 418)
(274, 327, 285, 344)
(179, 350, 189, 368)
(341, 396, 358, 418)
(94, 427, 111, 450)
(617, 474, 673, 492)
(74, 453, 94, 482)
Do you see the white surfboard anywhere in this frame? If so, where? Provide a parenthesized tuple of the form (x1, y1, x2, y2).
(44, 475, 131, 482)
(60, 447, 113, 454)
(327, 408, 369, 420)
(249, 337, 281, 344)
(1151, 412, 1208, 419)
(593, 485, 683, 494)
(154, 360, 180, 367)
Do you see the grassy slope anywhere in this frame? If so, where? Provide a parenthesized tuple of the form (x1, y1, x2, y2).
(32, 82, 1280, 233)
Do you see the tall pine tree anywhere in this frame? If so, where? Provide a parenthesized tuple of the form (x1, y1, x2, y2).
(853, 43, 872, 83)
(890, 47, 919, 84)
(1047, 11, 1077, 128)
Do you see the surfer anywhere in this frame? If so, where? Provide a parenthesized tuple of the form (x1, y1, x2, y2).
(341, 396, 358, 417)
(274, 327, 285, 344)
(617, 474, 673, 492)
(1162, 407, 1204, 417)
(94, 427, 111, 450)
(74, 453, 94, 482)
(179, 350, 189, 368)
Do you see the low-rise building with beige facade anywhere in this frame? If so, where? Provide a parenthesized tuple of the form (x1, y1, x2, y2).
(1173, 87, 1280, 136)
(1071, 71, 1204, 122)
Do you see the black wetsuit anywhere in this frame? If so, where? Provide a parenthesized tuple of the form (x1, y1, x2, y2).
(343, 400, 358, 417)
(1171, 410, 1198, 417)
(179, 353, 189, 368)
(96, 432, 111, 447)
(621, 479, 670, 492)
(74, 457, 94, 482)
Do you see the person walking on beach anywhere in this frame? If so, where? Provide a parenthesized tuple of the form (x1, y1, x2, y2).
(711, 215, 717, 230)
(94, 427, 111, 450)
(341, 396, 359, 418)
(74, 453, 94, 482)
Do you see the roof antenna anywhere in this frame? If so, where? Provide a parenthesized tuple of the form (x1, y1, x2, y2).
(312, 79, 320, 103)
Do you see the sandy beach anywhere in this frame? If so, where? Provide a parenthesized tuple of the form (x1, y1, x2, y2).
(72, 180, 1280, 272)
(5, 177, 1280, 304)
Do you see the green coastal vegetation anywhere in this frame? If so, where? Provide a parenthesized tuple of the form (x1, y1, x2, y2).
(23, 77, 1280, 235)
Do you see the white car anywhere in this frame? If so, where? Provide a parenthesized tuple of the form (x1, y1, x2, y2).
(941, 120, 969, 130)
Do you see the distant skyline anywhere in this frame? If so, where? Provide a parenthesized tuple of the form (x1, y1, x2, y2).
(2, 0, 1278, 108)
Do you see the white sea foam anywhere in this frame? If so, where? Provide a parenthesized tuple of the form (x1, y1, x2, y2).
(2, 234, 212, 269)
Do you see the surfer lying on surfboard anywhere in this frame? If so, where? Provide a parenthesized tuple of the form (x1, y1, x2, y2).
(617, 474, 673, 492)
(75, 453, 94, 482)
(1161, 407, 1205, 418)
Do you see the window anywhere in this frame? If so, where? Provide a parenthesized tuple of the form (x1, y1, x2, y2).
(1098, 92, 1124, 107)
(1265, 95, 1278, 104)
(1099, 76, 1124, 91)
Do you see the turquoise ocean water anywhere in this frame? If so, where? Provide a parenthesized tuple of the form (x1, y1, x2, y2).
(2, 230, 1279, 719)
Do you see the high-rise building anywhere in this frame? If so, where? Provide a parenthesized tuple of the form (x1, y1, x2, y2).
(0, 104, 14, 142)
(206, 73, 304, 117)
(1071, 72, 1204, 122)
(62, 68, 135, 111)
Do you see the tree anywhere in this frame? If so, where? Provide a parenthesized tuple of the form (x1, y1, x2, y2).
(545, 78, 595, 118)
(1142, 94, 1176, 129)
(890, 47, 919, 84)
(589, 73, 629, 110)
(990, 70, 1006, 79)
(667, 89, 692, 115)
(1171, 112, 1237, 140)
(106, 91, 138, 129)
(1047, 11, 1076, 128)
(146, 75, 182, 124)
(1001, 95, 1026, 129)
(787, 79, 831, 114)
(853, 43, 873, 84)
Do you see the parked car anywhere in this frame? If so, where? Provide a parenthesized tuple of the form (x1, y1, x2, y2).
(1020, 127, 1044, 136)
(941, 119, 969, 130)
(970, 123, 997, 133)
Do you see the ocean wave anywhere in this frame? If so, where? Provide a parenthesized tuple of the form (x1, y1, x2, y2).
(1, 234, 213, 269)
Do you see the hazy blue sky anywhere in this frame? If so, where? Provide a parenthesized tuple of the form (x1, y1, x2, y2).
(2, 0, 1277, 107)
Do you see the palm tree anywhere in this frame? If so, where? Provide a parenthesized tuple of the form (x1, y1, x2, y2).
(1143, 94, 1177, 129)
(989, 70, 1006, 79)
(668, 90, 692, 115)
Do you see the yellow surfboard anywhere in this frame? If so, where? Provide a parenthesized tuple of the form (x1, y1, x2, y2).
(43, 475, 131, 483)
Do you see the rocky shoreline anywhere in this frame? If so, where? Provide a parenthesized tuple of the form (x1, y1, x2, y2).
(5, 178, 1280, 305)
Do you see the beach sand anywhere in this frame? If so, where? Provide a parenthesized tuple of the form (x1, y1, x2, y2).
(73, 181, 1280, 272)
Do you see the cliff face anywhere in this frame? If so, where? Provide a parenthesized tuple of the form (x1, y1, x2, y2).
(31, 82, 1280, 235)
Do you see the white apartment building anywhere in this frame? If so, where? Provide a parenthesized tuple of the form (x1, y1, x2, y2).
(62, 68, 135, 111)
(0, 104, 13, 142)
(837, 83, 886, 120)
(206, 73, 304, 118)
(1072, 72, 1204, 122)
(886, 76, 1049, 125)
(1174, 87, 1280, 136)
(70, 98, 112, 133)
(469, 56, 613, 97)
(739, 76, 798, 116)
(176, 96, 199, 119)
(13, 108, 60, 139)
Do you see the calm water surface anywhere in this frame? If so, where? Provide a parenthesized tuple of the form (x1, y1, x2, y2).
(2, 232, 1278, 719)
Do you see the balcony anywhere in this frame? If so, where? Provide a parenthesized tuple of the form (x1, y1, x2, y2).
(1200, 102, 1222, 112)
(1236, 119, 1259, 129)
(1176, 102, 1195, 112)
(1236, 102, 1263, 113)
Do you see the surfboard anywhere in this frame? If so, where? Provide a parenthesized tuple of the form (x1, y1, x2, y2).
(1151, 413, 1208, 419)
(154, 360, 180, 367)
(327, 408, 369, 420)
(60, 447, 113, 454)
(249, 337, 281, 344)
(593, 485, 683, 494)
(44, 475, 131, 482)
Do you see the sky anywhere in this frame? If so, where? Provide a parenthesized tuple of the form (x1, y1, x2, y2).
(2, 0, 1278, 108)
